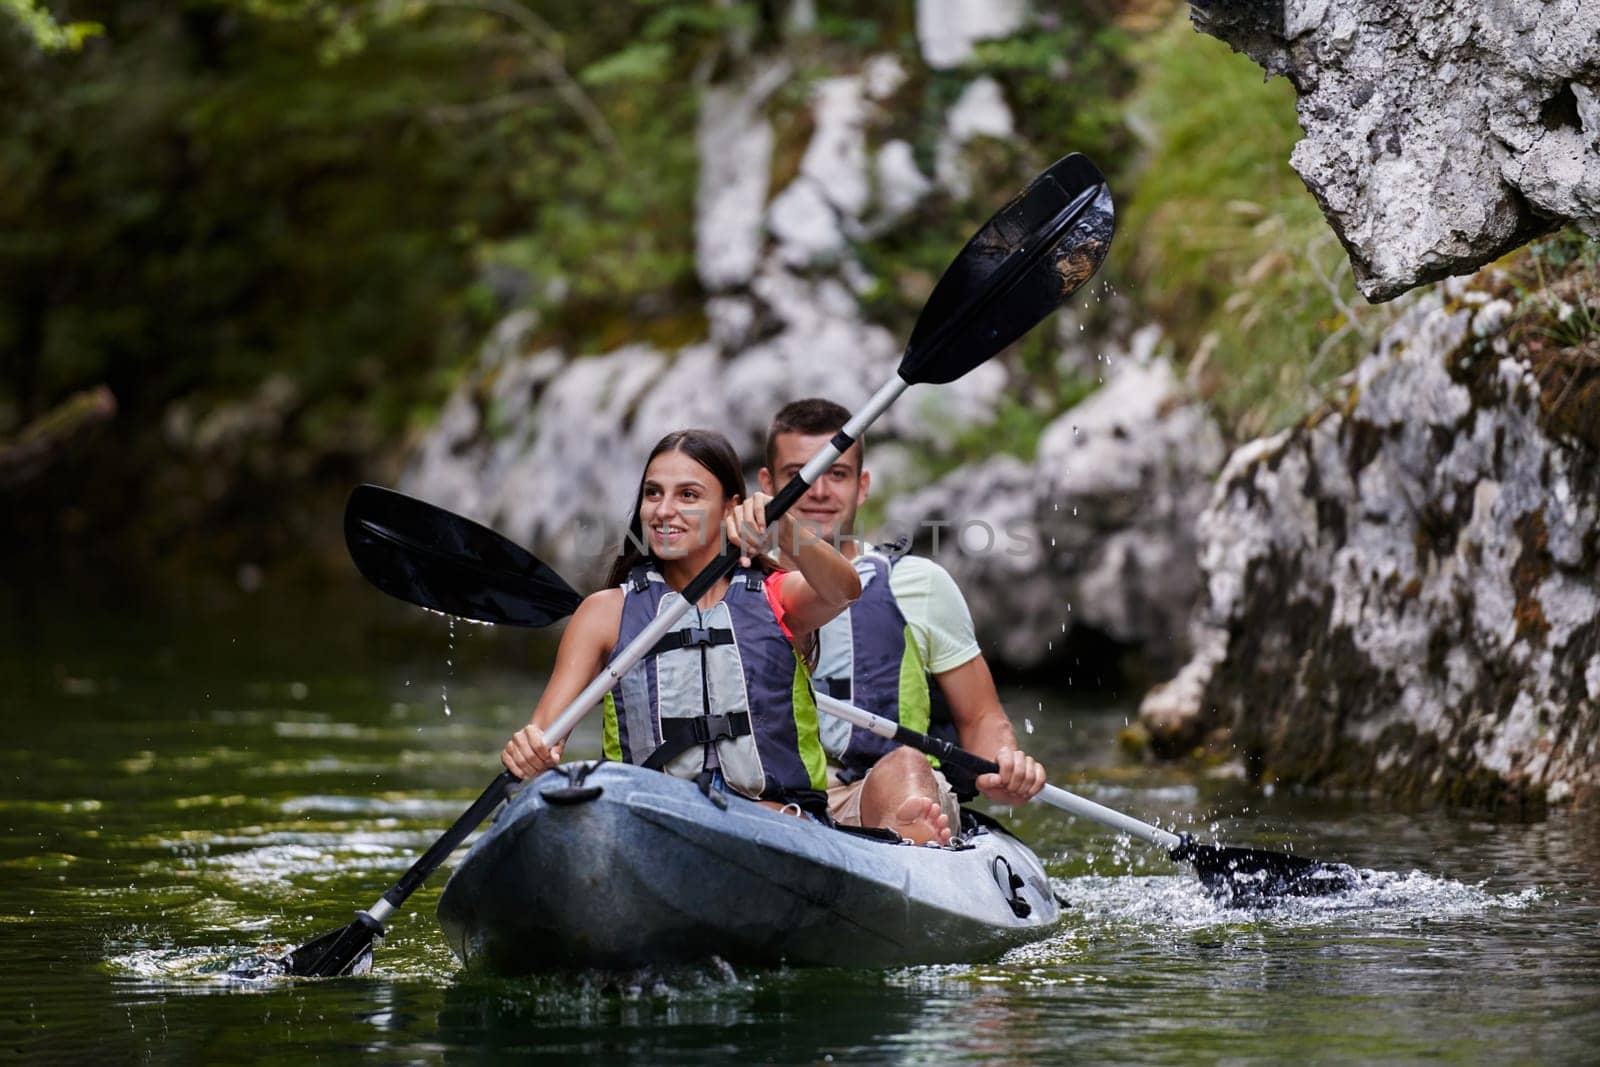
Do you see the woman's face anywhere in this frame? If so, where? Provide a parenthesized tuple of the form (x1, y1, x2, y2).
(639, 449, 734, 560)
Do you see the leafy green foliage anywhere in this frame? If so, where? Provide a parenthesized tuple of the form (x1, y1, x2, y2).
(1, 0, 100, 51)
(1488, 228, 1600, 452)
(1120, 15, 1394, 439)
(0, 0, 732, 438)
(1513, 230, 1600, 349)
(973, 20, 1135, 179)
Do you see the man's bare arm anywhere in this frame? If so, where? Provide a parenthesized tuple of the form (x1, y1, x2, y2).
(934, 655, 1044, 804)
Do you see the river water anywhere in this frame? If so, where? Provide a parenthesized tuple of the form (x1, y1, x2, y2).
(4, 581, 1597, 1064)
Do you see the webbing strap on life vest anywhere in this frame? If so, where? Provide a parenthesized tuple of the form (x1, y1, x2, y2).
(628, 565, 764, 594)
(646, 626, 735, 659)
(641, 711, 753, 771)
(817, 676, 851, 699)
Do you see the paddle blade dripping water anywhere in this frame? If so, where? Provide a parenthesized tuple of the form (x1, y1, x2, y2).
(900, 153, 1113, 384)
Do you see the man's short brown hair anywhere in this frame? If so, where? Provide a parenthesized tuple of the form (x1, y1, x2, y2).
(764, 398, 862, 471)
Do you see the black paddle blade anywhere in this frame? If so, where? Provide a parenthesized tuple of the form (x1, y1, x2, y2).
(1171, 836, 1362, 904)
(275, 915, 378, 977)
(345, 484, 583, 629)
(901, 152, 1114, 385)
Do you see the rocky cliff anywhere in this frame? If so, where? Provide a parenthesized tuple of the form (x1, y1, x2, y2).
(886, 329, 1223, 678)
(1141, 265, 1600, 807)
(1192, 0, 1600, 300)
(403, 41, 996, 588)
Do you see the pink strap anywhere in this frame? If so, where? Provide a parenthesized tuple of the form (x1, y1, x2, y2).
(764, 570, 796, 640)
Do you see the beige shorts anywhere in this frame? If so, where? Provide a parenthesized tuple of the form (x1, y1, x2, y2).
(827, 764, 962, 830)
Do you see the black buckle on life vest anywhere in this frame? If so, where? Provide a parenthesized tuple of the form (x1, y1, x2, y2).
(688, 711, 748, 745)
(627, 565, 653, 593)
(640, 712, 752, 771)
(646, 627, 735, 659)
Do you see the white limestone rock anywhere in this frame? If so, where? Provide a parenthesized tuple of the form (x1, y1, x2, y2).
(800, 77, 872, 220)
(936, 76, 1016, 197)
(1144, 282, 1600, 806)
(916, 0, 1029, 71)
(873, 140, 934, 225)
(1193, 0, 1600, 300)
(694, 65, 788, 291)
(769, 178, 847, 267)
(885, 360, 1009, 449)
(886, 351, 1224, 673)
(862, 54, 908, 101)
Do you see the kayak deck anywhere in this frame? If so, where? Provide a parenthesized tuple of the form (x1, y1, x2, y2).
(436, 761, 1062, 974)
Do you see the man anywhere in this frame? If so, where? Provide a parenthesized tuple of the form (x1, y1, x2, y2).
(760, 398, 1046, 845)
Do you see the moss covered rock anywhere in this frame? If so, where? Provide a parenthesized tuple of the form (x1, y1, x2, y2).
(1141, 265, 1600, 809)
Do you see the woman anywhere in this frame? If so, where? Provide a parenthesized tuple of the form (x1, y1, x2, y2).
(501, 429, 861, 815)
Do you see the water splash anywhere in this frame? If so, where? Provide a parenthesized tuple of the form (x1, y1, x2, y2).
(1051, 870, 1541, 936)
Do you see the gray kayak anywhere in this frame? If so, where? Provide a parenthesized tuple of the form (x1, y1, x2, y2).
(436, 760, 1062, 974)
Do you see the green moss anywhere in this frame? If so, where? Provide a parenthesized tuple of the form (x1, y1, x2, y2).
(1493, 229, 1600, 453)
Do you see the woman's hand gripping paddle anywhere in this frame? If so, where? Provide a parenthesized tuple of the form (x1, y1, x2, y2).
(271, 153, 1115, 977)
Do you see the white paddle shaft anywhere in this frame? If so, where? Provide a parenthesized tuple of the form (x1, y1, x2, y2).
(814, 692, 1182, 851)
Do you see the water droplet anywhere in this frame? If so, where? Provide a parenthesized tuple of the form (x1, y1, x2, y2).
(1024, 718, 1034, 735)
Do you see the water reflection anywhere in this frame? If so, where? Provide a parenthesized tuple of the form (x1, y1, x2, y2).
(434, 969, 942, 1064)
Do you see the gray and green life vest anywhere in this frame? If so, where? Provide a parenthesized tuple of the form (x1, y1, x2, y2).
(601, 564, 828, 803)
(814, 548, 934, 777)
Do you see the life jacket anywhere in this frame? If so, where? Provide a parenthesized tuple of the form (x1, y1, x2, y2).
(813, 545, 933, 778)
(600, 563, 828, 804)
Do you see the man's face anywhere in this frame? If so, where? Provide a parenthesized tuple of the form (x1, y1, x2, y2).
(760, 430, 870, 548)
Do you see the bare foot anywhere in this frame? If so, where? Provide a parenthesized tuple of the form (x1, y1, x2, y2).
(889, 796, 952, 846)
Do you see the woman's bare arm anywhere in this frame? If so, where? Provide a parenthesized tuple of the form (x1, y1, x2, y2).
(501, 588, 622, 778)
(773, 523, 860, 638)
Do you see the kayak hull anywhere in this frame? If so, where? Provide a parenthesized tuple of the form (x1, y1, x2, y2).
(436, 761, 1061, 974)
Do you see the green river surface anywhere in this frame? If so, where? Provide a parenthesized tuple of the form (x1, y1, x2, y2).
(3, 577, 1598, 1064)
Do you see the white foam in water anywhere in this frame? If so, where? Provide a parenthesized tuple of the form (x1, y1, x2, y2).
(1051, 868, 1542, 935)
(110, 943, 272, 983)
